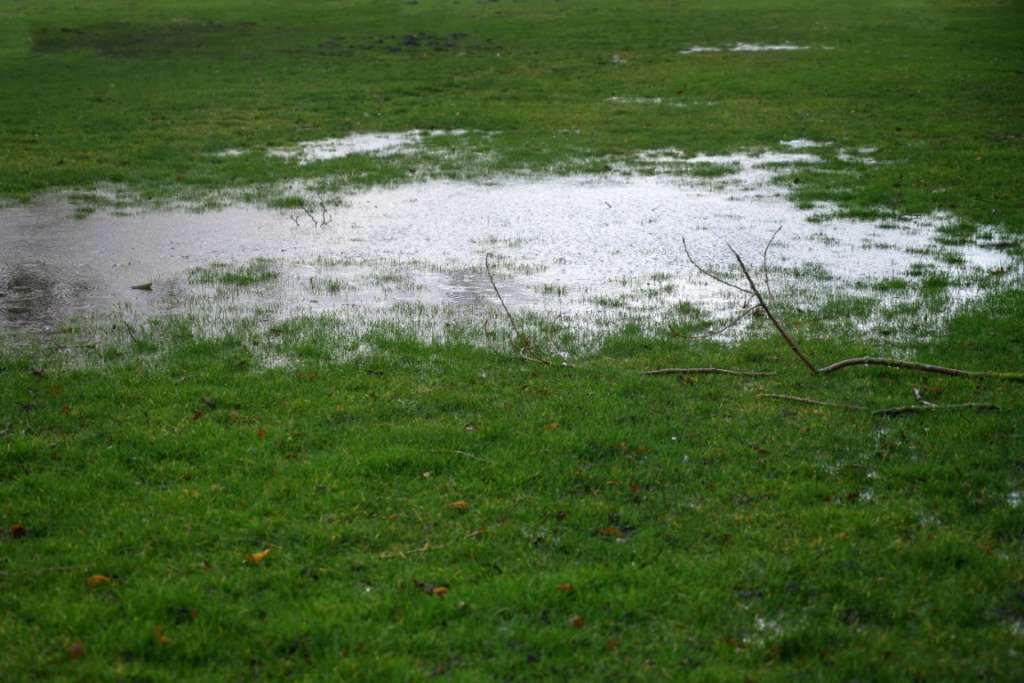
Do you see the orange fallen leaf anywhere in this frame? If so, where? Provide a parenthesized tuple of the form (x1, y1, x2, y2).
(431, 586, 449, 598)
(65, 641, 85, 659)
(543, 422, 560, 431)
(556, 583, 574, 593)
(245, 549, 271, 565)
(448, 500, 470, 511)
(256, 428, 266, 441)
(85, 575, 111, 589)
(568, 614, 585, 629)
(154, 625, 171, 645)
(10, 523, 26, 539)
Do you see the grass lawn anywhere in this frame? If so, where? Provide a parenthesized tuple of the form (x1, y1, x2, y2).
(1, 0, 1024, 680)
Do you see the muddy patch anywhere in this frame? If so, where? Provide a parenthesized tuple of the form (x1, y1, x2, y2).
(1, 152, 1016, 342)
(30, 21, 257, 57)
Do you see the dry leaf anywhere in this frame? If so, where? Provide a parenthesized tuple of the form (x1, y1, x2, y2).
(598, 527, 623, 538)
(568, 614, 585, 629)
(448, 500, 470, 511)
(85, 575, 111, 589)
(556, 583, 574, 593)
(413, 579, 449, 597)
(605, 639, 620, 651)
(10, 523, 26, 539)
(65, 641, 85, 659)
(256, 428, 266, 441)
(543, 422, 560, 431)
(245, 549, 271, 565)
(192, 410, 204, 421)
(154, 625, 171, 645)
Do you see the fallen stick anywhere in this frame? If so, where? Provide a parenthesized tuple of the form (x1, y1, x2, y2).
(759, 393, 866, 411)
(872, 403, 1000, 417)
(645, 368, 775, 377)
(817, 357, 1024, 381)
(760, 393, 1000, 417)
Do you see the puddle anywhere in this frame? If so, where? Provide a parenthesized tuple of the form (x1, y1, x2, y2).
(680, 43, 812, 55)
(0, 151, 1016, 343)
(219, 130, 468, 164)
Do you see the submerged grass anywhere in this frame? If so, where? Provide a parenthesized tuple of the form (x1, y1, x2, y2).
(2, 292, 1023, 680)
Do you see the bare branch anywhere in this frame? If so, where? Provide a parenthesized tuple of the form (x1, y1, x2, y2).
(682, 236, 751, 295)
(761, 225, 783, 304)
(818, 357, 1024, 381)
(728, 245, 819, 374)
(484, 253, 525, 347)
(684, 303, 760, 339)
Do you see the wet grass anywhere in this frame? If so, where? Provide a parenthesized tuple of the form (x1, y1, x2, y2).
(188, 258, 278, 287)
(2, 293, 1023, 680)
(0, 0, 1020, 233)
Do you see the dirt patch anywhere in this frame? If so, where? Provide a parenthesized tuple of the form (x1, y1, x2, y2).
(30, 21, 257, 57)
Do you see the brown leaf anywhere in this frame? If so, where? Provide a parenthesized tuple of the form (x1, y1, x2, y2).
(598, 527, 623, 538)
(448, 500, 470, 511)
(10, 523, 26, 539)
(245, 549, 271, 565)
(256, 428, 266, 441)
(65, 641, 85, 659)
(154, 625, 171, 645)
(192, 410, 204, 421)
(605, 639, 620, 651)
(543, 422, 560, 431)
(413, 579, 449, 597)
(568, 614, 585, 629)
(556, 583, 574, 594)
(85, 575, 111, 589)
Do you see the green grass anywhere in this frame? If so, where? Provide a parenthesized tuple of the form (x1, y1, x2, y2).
(2, 292, 1023, 680)
(2, 0, 1024, 679)
(188, 258, 278, 287)
(0, 0, 1022, 233)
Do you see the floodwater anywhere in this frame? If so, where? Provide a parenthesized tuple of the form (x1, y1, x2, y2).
(218, 130, 468, 164)
(679, 44, 813, 55)
(0, 150, 1015, 340)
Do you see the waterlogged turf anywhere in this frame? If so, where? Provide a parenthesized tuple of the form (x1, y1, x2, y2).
(2, 0, 1024, 680)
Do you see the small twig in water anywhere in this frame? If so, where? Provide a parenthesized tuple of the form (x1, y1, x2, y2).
(682, 236, 751, 296)
(761, 225, 783, 304)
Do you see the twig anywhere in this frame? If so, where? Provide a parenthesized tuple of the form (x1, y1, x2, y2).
(761, 225, 783, 304)
(760, 393, 1000, 417)
(685, 303, 760, 339)
(452, 449, 494, 465)
(818, 357, 1024, 381)
(682, 236, 751, 295)
(729, 245, 819, 374)
(912, 387, 937, 407)
(645, 367, 775, 377)
(873, 403, 1000, 417)
(484, 253, 525, 346)
(759, 393, 867, 411)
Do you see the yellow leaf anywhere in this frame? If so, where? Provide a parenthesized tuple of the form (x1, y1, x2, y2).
(543, 422, 560, 431)
(245, 549, 271, 565)
(448, 500, 470, 511)
(85, 575, 111, 589)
